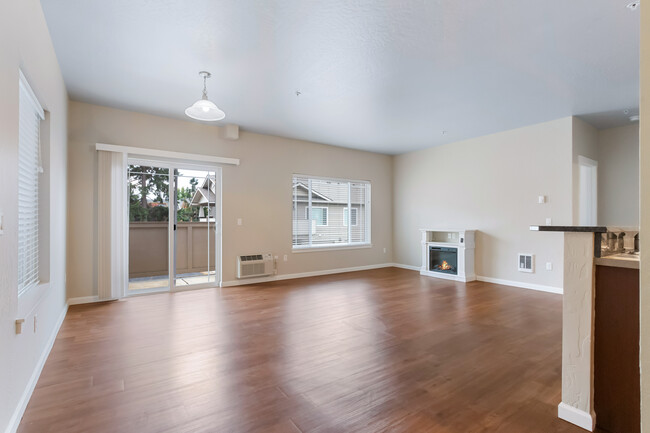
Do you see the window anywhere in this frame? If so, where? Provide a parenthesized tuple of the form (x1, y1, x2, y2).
(305, 207, 328, 226)
(292, 175, 371, 249)
(343, 207, 358, 226)
(17, 72, 45, 296)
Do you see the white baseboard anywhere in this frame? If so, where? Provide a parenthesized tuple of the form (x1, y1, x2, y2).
(67, 296, 100, 305)
(476, 275, 563, 294)
(5, 303, 68, 433)
(420, 269, 476, 283)
(221, 263, 398, 287)
(558, 403, 595, 431)
(389, 263, 420, 271)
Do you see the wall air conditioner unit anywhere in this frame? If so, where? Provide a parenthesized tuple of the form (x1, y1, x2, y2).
(237, 253, 275, 278)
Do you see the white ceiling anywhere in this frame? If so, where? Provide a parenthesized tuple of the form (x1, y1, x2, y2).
(40, 0, 640, 154)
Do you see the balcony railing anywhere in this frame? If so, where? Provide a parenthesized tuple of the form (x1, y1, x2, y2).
(129, 221, 216, 278)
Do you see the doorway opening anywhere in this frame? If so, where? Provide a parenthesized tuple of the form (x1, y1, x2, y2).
(578, 155, 598, 226)
(126, 160, 221, 295)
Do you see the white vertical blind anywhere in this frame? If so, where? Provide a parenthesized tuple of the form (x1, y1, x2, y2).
(292, 175, 371, 248)
(17, 73, 44, 297)
(97, 150, 127, 300)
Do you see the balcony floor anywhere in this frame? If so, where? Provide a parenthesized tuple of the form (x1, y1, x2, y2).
(128, 271, 217, 291)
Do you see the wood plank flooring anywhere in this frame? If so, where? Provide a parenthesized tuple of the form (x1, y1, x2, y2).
(19, 268, 590, 432)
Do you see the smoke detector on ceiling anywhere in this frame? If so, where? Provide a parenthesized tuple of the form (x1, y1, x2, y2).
(627, 1, 640, 11)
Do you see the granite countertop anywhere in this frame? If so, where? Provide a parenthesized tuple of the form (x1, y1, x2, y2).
(529, 225, 608, 233)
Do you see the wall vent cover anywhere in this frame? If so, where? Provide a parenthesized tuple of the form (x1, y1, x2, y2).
(518, 254, 534, 273)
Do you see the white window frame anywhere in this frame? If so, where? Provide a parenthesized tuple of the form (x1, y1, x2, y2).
(343, 207, 358, 227)
(306, 206, 328, 226)
(17, 70, 45, 299)
(292, 174, 371, 252)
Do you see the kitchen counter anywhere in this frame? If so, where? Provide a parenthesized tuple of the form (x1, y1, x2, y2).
(594, 253, 640, 269)
(529, 225, 607, 232)
(530, 224, 640, 431)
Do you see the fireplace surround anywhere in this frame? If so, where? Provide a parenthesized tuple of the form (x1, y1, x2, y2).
(420, 229, 476, 282)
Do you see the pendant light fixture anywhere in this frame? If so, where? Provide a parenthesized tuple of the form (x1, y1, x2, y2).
(185, 71, 225, 121)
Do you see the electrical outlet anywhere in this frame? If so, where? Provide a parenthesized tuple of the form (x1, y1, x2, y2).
(15, 319, 24, 335)
(545, 217, 552, 225)
(383, 247, 387, 254)
(283, 255, 288, 262)
(237, 218, 242, 226)
(538, 195, 546, 204)
(546, 262, 553, 271)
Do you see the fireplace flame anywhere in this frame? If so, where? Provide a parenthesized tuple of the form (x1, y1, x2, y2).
(440, 260, 451, 270)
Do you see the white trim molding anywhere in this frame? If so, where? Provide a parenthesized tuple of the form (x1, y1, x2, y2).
(18, 70, 45, 119)
(222, 263, 395, 287)
(96, 143, 240, 166)
(292, 243, 372, 253)
(5, 303, 68, 433)
(390, 263, 420, 271)
(558, 403, 595, 431)
(67, 296, 101, 306)
(476, 275, 563, 294)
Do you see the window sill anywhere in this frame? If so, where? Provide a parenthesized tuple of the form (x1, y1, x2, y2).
(292, 243, 373, 253)
(17, 281, 51, 318)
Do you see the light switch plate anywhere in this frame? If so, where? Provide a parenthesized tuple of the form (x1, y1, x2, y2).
(546, 262, 553, 271)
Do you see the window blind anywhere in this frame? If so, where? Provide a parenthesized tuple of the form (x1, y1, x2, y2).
(17, 74, 44, 296)
(292, 175, 371, 248)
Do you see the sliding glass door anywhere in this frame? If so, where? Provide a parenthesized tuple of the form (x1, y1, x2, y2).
(126, 160, 220, 295)
(127, 163, 171, 293)
(173, 168, 217, 288)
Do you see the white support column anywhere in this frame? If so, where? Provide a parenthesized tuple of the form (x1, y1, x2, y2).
(559, 231, 596, 431)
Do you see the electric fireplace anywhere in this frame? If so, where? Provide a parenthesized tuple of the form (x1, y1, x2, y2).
(420, 229, 476, 282)
(429, 246, 458, 275)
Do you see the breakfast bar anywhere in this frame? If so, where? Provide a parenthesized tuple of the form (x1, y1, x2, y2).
(530, 225, 640, 433)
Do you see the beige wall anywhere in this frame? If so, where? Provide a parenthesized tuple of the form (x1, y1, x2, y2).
(597, 124, 640, 227)
(0, 0, 68, 431)
(640, 1, 649, 430)
(67, 101, 393, 297)
(393, 117, 573, 290)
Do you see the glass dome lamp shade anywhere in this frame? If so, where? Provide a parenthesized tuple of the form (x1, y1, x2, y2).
(185, 71, 225, 121)
(185, 98, 225, 121)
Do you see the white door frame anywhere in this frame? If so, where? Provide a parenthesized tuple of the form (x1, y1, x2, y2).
(125, 158, 222, 296)
(578, 155, 598, 226)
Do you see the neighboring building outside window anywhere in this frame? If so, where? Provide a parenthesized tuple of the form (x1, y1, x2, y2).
(292, 175, 371, 249)
(343, 207, 358, 226)
(305, 206, 328, 226)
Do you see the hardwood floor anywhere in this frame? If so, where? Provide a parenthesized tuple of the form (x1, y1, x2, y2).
(19, 268, 589, 432)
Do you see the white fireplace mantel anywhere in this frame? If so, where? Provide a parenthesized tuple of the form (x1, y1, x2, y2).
(420, 229, 476, 282)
